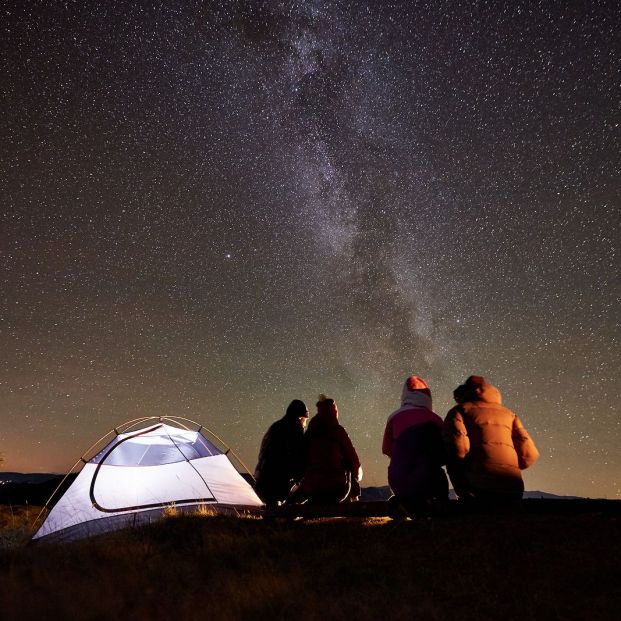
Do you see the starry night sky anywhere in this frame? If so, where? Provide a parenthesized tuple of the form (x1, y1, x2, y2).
(2, 1, 619, 498)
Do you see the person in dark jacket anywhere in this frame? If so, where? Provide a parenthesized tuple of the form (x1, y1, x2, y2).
(297, 396, 362, 504)
(254, 399, 309, 507)
(444, 376, 540, 504)
(382, 376, 448, 516)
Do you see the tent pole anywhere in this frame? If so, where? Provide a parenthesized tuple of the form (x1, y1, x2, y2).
(31, 455, 86, 532)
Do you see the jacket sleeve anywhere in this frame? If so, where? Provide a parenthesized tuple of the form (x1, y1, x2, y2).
(512, 416, 540, 469)
(382, 420, 393, 457)
(443, 406, 470, 459)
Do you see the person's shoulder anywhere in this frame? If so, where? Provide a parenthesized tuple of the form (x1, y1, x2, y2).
(267, 417, 292, 437)
(334, 423, 352, 439)
(445, 404, 466, 419)
(483, 400, 515, 416)
(465, 400, 515, 421)
(386, 406, 411, 423)
(429, 409, 444, 424)
(267, 418, 283, 432)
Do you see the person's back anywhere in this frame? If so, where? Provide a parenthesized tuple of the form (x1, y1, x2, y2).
(390, 421, 445, 475)
(255, 400, 308, 506)
(383, 376, 448, 513)
(444, 376, 539, 501)
(299, 397, 362, 504)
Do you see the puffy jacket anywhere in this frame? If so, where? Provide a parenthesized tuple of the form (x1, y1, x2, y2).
(444, 380, 539, 497)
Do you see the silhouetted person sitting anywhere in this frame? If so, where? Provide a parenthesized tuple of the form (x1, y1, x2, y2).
(254, 399, 309, 507)
(444, 376, 540, 507)
(382, 376, 448, 517)
(294, 395, 362, 504)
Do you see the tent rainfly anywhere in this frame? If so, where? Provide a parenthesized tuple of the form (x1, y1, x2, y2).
(32, 417, 263, 542)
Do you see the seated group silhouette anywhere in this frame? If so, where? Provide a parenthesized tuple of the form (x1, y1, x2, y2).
(254, 375, 540, 515)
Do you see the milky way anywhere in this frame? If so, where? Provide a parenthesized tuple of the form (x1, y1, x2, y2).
(2, 0, 619, 497)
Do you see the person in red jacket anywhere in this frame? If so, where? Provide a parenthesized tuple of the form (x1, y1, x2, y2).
(383, 376, 448, 516)
(296, 396, 362, 504)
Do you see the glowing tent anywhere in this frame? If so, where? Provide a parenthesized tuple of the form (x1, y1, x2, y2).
(32, 417, 263, 542)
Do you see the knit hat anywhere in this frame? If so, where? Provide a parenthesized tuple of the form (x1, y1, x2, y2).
(316, 395, 337, 416)
(404, 375, 431, 398)
(406, 376, 429, 391)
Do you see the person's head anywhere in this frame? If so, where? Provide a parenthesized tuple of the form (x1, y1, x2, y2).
(453, 383, 469, 403)
(464, 375, 486, 400)
(404, 375, 431, 397)
(454, 375, 500, 403)
(316, 395, 338, 418)
(463, 375, 502, 404)
(285, 399, 309, 427)
(465, 375, 486, 387)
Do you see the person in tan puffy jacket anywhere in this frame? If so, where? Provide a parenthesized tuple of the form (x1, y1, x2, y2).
(443, 376, 539, 502)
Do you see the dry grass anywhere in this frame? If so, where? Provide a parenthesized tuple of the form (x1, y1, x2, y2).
(0, 507, 619, 620)
(194, 502, 218, 517)
(0, 505, 44, 550)
(162, 502, 178, 518)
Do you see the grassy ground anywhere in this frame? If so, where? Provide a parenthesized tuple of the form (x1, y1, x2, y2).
(0, 504, 42, 549)
(0, 506, 619, 620)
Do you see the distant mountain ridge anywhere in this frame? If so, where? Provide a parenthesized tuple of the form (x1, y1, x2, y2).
(0, 472, 76, 506)
(523, 491, 582, 500)
(0, 473, 603, 505)
(360, 485, 584, 502)
(0, 472, 63, 485)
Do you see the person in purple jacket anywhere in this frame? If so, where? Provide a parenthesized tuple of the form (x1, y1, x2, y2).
(382, 376, 448, 516)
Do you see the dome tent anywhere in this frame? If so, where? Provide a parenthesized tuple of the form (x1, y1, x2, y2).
(32, 416, 263, 542)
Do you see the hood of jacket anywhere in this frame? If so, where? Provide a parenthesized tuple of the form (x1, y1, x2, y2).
(401, 378, 432, 411)
(282, 399, 308, 423)
(462, 376, 502, 404)
(453, 375, 502, 405)
(475, 382, 502, 404)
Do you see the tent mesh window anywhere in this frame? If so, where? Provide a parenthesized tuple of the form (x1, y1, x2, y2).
(90, 426, 222, 466)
